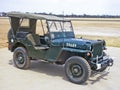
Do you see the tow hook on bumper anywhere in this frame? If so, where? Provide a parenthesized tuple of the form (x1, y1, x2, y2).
(96, 56, 113, 70)
(108, 58, 113, 66)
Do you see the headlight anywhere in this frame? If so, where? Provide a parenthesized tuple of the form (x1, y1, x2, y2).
(86, 52, 92, 58)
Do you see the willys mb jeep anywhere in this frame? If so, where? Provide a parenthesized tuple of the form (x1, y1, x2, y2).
(7, 12, 113, 84)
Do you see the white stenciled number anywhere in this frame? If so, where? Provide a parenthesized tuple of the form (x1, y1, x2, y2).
(66, 43, 76, 48)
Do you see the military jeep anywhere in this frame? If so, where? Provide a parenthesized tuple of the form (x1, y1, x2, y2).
(7, 12, 113, 84)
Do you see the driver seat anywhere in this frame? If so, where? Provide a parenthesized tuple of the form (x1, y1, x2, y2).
(26, 34, 49, 50)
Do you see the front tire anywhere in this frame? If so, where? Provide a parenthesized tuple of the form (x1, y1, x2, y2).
(65, 56, 91, 84)
(13, 47, 30, 69)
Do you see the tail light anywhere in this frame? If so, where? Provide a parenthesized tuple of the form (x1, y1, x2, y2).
(8, 44, 11, 50)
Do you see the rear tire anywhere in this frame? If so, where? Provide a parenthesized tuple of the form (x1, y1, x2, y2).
(13, 47, 30, 69)
(65, 56, 91, 84)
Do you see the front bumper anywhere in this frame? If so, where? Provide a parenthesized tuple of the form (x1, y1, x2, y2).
(91, 55, 114, 70)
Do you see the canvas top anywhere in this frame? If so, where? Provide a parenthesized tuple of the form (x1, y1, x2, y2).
(7, 12, 69, 21)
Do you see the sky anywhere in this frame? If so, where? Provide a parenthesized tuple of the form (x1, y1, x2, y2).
(1, 0, 120, 15)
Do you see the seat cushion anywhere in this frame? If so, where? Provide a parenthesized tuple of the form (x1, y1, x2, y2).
(26, 34, 41, 46)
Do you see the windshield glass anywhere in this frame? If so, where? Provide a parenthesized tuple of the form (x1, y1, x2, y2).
(47, 21, 73, 32)
(47, 20, 74, 39)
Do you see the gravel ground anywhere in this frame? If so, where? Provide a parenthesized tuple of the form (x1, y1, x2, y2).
(0, 47, 120, 90)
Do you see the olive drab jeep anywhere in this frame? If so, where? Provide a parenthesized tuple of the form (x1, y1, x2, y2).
(7, 12, 113, 84)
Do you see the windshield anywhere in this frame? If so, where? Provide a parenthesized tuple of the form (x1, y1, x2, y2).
(47, 20, 74, 39)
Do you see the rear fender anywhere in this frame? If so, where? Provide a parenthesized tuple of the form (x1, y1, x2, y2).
(11, 42, 27, 52)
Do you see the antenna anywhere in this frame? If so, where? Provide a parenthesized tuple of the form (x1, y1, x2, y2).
(63, 11, 64, 21)
(62, 11, 64, 30)
(62, 11, 65, 48)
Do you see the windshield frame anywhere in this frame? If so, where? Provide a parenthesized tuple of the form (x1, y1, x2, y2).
(46, 20, 75, 40)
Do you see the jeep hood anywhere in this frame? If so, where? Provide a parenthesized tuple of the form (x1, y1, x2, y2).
(52, 38, 104, 50)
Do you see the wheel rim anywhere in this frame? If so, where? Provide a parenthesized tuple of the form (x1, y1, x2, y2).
(15, 52, 25, 68)
(70, 64, 83, 78)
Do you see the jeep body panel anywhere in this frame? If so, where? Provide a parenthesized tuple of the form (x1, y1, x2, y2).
(7, 12, 113, 71)
(7, 12, 114, 84)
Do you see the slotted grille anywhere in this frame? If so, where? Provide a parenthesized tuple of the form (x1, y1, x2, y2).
(92, 43, 103, 58)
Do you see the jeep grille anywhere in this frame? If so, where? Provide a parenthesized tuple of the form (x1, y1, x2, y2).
(92, 43, 103, 58)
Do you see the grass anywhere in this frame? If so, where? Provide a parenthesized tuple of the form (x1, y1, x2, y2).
(76, 35, 120, 47)
(0, 17, 10, 48)
(72, 20, 120, 28)
(0, 17, 120, 48)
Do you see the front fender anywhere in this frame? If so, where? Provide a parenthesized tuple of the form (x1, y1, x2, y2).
(56, 48, 89, 64)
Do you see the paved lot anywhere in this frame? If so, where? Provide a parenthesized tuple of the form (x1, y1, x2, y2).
(0, 47, 120, 90)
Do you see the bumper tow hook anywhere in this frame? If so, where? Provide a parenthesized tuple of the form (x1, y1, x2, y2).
(108, 58, 113, 66)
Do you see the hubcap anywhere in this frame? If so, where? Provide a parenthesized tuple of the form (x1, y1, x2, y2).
(71, 64, 83, 77)
(17, 53, 24, 64)
(15, 52, 25, 67)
